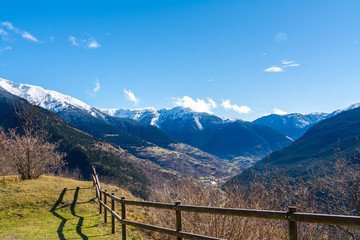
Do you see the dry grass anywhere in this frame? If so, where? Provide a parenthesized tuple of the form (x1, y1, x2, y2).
(149, 178, 287, 240)
(148, 170, 355, 240)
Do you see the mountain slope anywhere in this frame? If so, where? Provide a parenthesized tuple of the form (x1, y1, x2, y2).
(0, 78, 229, 179)
(0, 78, 176, 148)
(252, 103, 360, 141)
(238, 107, 360, 178)
(0, 86, 151, 198)
(102, 107, 293, 160)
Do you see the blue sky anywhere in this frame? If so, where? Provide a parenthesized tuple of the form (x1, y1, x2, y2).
(0, 0, 359, 121)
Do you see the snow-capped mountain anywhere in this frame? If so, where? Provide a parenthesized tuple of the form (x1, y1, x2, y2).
(253, 112, 329, 140)
(7, 76, 360, 161)
(101, 107, 236, 130)
(102, 107, 162, 127)
(0, 78, 106, 119)
(241, 104, 360, 183)
(328, 102, 360, 118)
(0, 77, 177, 149)
(102, 106, 293, 159)
(253, 102, 360, 140)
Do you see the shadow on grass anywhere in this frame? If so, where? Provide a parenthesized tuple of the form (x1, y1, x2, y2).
(50, 188, 67, 240)
(50, 187, 90, 240)
(71, 187, 88, 240)
(56, 198, 95, 210)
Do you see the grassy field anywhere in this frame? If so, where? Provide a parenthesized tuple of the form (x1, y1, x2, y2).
(0, 176, 148, 239)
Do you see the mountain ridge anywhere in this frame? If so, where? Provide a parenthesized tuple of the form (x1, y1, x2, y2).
(231, 106, 360, 185)
(0, 78, 231, 179)
(102, 106, 293, 160)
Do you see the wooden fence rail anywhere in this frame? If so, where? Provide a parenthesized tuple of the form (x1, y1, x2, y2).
(91, 166, 360, 240)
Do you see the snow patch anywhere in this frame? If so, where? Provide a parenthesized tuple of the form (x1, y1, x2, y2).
(150, 111, 160, 127)
(194, 116, 203, 130)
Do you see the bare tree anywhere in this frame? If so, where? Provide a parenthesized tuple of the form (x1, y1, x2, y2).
(0, 130, 14, 176)
(0, 103, 65, 179)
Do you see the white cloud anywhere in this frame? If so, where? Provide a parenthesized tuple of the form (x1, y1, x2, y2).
(264, 66, 283, 72)
(0, 28, 8, 36)
(93, 79, 100, 94)
(281, 60, 294, 65)
(69, 36, 79, 46)
(273, 108, 288, 115)
(0, 21, 39, 43)
(87, 38, 100, 48)
(88, 79, 100, 97)
(69, 35, 100, 49)
(221, 99, 251, 114)
(21, 31, 39, 42)
(288, 63, 300, 67)
(0, 46, 11, 53)
(1, 21, 19, 33)
(275, 32, 287, 42)
(208, 78, 215, 82)
(0, 28, 8, 40)
(265, 60, 300, 72)
(282, 60, 300, 68)
(208, 98, 217, 108)
(124, 89, 139, 105)
(173, 96, 217, 114)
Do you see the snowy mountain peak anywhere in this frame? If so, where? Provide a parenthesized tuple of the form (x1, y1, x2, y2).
(0, 77, 104, 118)
(100, 106, 225, 130)
(329, 102, 360, 117)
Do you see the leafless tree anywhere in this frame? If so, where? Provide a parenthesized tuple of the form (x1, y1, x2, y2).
(0, 103, 65, 179)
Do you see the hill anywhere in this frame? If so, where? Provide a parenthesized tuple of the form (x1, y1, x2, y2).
(0, 176, 146, 239)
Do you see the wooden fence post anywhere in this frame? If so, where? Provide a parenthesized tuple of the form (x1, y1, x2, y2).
(121, 197, 126, 240)
(99, 189, 102, 214)
(111, 193, 115, 234)
(175, 201, 182, 240)
(95, 173, 100, 188)
(288, 206, 297, 240)
(104, 190, 108, 223)
(91, 174, 95, 187)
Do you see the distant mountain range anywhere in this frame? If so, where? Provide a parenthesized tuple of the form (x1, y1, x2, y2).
(3, 77, 359, 179)
(102, 107, 293, 160)
(0, 78, 294, 164)
(0, 78, 233, 182)
(229, 105, 360, 188)
(253, 103, 360, 140)
(253, 113, 329, 140)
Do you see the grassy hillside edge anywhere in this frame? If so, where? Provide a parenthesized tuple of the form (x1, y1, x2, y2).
(0, 176, 149, 239)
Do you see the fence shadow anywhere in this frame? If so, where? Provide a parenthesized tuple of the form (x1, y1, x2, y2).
(50, 188, 67, 240)
(50, 187, 89, 240)
(70, 187, 88, 240)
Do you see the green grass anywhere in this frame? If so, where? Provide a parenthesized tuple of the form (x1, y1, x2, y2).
(0, 176, 146, 239)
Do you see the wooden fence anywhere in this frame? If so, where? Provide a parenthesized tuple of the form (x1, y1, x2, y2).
(91, 166, 360, 240)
